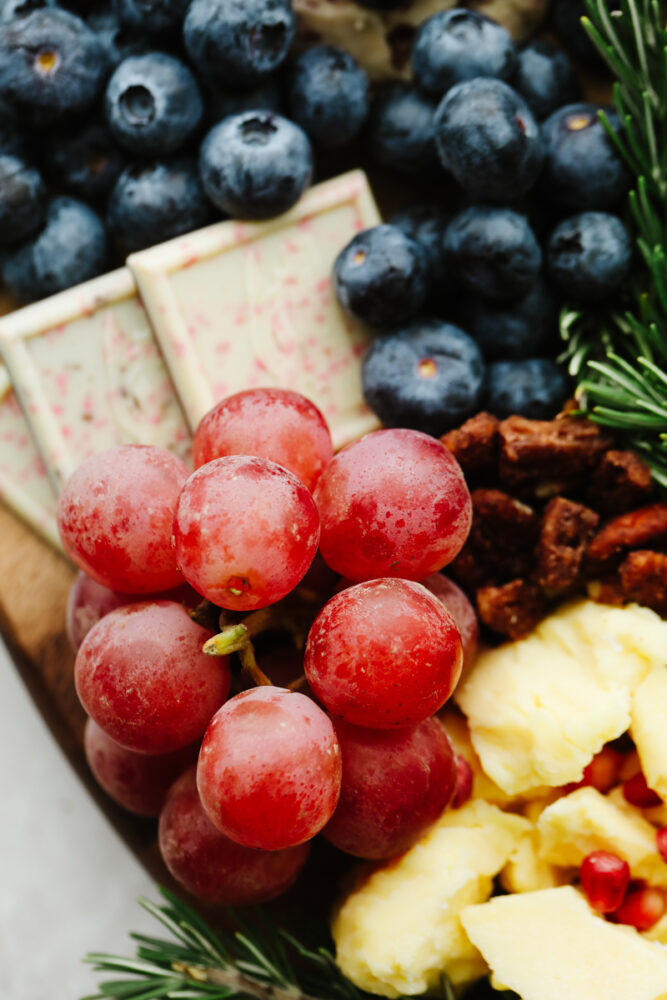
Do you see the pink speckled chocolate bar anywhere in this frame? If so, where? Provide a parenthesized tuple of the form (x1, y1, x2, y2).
(0, 268, 191, 492)
(128, 170, 382, 450)
(0, 364, 60, 551)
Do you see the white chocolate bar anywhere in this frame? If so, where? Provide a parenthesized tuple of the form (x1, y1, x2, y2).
(0, 363, 60, 551)
(128, 170, 381, 450)
(0, 268, 191, 491)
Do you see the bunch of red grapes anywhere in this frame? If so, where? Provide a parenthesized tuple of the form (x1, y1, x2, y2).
(61, 388, 478, 906)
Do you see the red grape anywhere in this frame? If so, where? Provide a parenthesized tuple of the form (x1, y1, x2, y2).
(193, 388, 334, 491)
(173, 456, 319, 611)
(421, 573, 478, 670)
(314, 429, 471, 582)
(58, 445, 189, 593)
(66, 571, 200, 651)
(322, 717, 457, 859)
(304, 579, 463, 729)
(159, 767, 309, 905)
(197, 687, 342, 850)
(84, 718, 197, 816)
(75, 601, 229, 754)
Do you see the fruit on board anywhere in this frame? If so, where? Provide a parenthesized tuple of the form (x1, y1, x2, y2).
(172, 455, 320, 611)
(456, 600, 667, 795)
(333, 223, 430, 328)
(304, 578, 463, 728)
(314, 428, 472, 582)
(193, 388, 333, 491)
(460, 886, 667, 1000)
(84, 718, 198, 818)
(332, 799, 530, 996)
(322, 717, 457, 859)
(486, 358, 568, 420)
(361, 319, 486, 436)
(75, 601, 229, 754)
(547, 211, 633, 302)
(579, 850, 631, 913)
(288, 46, 369, 149)
(367, 85, 441, 179)
(159, 767, 310, 905)
(196, 687, 342, 850)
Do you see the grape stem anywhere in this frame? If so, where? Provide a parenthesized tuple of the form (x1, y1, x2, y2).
(203, 622, 272, 687)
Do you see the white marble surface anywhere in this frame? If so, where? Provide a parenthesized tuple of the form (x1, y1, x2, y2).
(0, 639, 156, 999)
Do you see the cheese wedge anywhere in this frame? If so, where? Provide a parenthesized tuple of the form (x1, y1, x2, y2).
(461, 886, 667, 1000)
(632, 669, 667, 803)
(332, 800, 529, 997)
(456, 601, 667, 795)
(537, 787, 667, 888)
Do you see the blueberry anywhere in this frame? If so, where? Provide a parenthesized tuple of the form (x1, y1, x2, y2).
(0, 96, 22, 155)
(412, 9, 516, 98)
(288, 46, 368, 149)
(457, 277, 557, 360)
(184, 0, 295, 86)
(105, 53, 203, 156)
(512, 41, 578, 120)
(0, 153, 45, 244)
(444, 206, 541, 302)
(368, 84, 441, 179)
(0, 0, 53, 22)
(362, 318, 486, 435)
(199, 111, 312, 221)
(107, 157, 215, 254)
(434, 78, 543, 201)
(391, 202, 450, 278)
(547, 211, 633, 303)
(486, 358, 567, 419)
(0, 9, 107, 124)
(41, 121, 126, 202)
(204, 77, 282, 124)
(85, 3, 149, 70)
(333, 224, 430, 329)
(541, 103, 631, 212)
(115, 0, 189, 35)
(2, 196, 108, 302)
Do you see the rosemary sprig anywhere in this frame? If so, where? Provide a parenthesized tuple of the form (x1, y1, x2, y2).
(82, 887, 368, 1000)
(561, 0, 667, 488)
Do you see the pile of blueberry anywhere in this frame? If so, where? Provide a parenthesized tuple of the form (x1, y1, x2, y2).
(332, 5, 633, 431)
(0, 0, 630, 424)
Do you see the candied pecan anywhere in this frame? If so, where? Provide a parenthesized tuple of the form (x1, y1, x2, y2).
(536, 497, 599, 594)
(471, 488, 540, 551)
(587, 449, 653, 515)
(442, 412, 500, 482)
(498, 415, 614, 495)
(619, 550, 667, 616)
(476, 579, 547, 640)
(585, 502, 667, 575)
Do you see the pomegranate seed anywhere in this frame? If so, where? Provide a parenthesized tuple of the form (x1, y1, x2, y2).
(451, 754, 473, 809)
(623, 771, 663, 808)
(657, 828, 667, 864)
(615, 886, 665, 931)
(564, 746, 625, 795)
(580, 850, 630, 913)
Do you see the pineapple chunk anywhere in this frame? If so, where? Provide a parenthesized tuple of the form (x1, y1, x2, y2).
(440, 708, 515, 807)
(537, 787, 667, 888)
(456, 601, 667, 795)
(632, 669, 667, 802)
(461, 886, 667, 1000)
(501, 827, 571, 894)
(645, 914, 667, 946)
(332, 800, 529, 998)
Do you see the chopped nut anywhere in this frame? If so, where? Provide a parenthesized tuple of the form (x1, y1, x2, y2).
(619, 550, 667, 616)
(585, 502, 667, 575)
(449, 489, 538, 590)
(498, 415, 614, 495)
(442, 411, 500, 482)
(476, 579, 547, 640)
(536, 497, 599, 594)
(587, 450, 653, 515)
